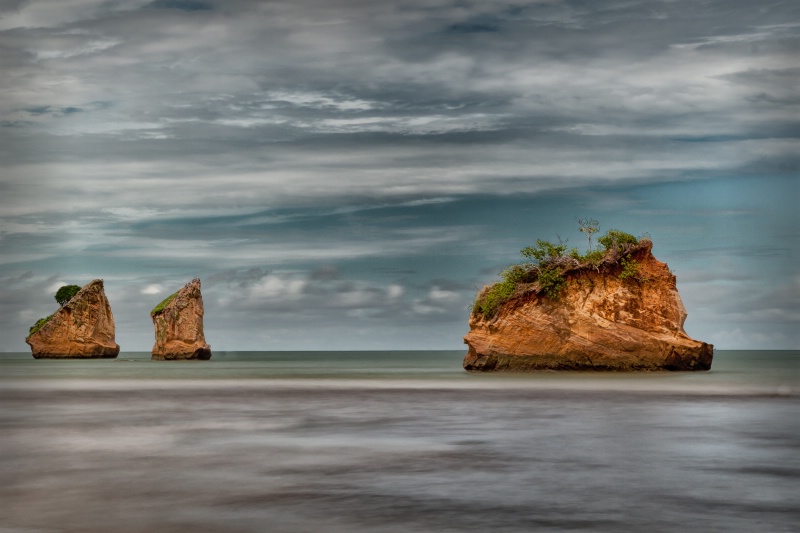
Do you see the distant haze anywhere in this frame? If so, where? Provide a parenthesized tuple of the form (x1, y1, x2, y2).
(0, 0, 797, 350)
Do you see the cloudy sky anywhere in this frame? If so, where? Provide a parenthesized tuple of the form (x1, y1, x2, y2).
(0, 0, 797, 352)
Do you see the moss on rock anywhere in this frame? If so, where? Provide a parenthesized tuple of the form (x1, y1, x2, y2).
(150, 291, 179, 316)
(28, 314, 54, 336)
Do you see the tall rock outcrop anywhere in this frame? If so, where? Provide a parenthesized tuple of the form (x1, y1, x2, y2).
(26, 279, 120, 359)
(464, 241, 713, 371)
(151, 278, 211, 360)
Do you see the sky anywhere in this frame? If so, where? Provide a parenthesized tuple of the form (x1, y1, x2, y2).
(0, 0, 798, 352)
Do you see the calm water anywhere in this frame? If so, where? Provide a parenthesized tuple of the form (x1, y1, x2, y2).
(1, 350, 798, 532)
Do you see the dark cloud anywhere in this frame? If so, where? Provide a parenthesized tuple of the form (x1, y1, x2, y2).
(145, 0, 212, 10)
(445, 22, 499, 34)
(0, 0, 28, 14)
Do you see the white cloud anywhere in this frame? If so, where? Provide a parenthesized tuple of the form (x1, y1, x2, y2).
(387, 284, 405, 299)
(266, 90, 380, 111)
(46, 280, 71, 294)
(141, 284, 163, 295)
(411, 303, 447, 315)
(35, 38, 121, 59)
(249, 274, 307, 300)
(428, 286, 459, 303)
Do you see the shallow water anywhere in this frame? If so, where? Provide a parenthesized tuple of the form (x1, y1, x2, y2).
(1, 351, 798, 532)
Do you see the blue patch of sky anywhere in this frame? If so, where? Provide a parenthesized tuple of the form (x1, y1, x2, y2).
(21, 105, 96, 118)
(24, 106, 52, 115)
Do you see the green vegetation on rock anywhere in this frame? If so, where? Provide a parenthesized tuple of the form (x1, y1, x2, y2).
(472, 222, 647, 319)
(29, 283, 83, 336)
(151, 291, 179, 316)
(619, 255, 640, 280)
(598, 229, 640, 252)
(28, 314, 54, 336)
(55, 285, 81, 306)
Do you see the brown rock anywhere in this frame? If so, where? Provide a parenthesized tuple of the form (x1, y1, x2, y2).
(151, 278, 211, 360)
(26, 279, 120, 359)
(464, 241, 713, 371)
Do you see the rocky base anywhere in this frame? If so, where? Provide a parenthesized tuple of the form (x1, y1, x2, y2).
(463, 344, 713, 372)
(31, 347, 120, 359)
(151, 345, 212, 361)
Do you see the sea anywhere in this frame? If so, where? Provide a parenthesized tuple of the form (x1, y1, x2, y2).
(0, 350, 797, 533)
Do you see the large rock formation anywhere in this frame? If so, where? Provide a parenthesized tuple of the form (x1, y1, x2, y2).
(26, 279, 120, 359)
(151, 278, 211, 360)
(464, 241, 713, 371)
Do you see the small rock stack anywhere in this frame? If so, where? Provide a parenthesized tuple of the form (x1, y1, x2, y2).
(151, 278, 212, 360)
(26, 279, 120, 359)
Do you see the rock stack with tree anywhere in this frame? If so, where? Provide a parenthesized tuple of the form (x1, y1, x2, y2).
(25, 280, 120, 358)
(150, 278, 212, 360)
(464, 221, 713, 371)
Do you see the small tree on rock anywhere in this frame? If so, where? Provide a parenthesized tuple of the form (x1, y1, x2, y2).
(577, 217, 600, 252)
(520, 239, 568, 267)
(55, 285, 81, 306)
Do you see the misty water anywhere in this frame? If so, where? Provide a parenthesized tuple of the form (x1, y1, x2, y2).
(1, 350, 798, 532)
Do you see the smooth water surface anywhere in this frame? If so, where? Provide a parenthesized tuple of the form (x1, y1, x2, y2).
(1, 350, 797, 532)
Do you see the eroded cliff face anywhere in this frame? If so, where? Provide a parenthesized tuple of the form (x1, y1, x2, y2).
(464, 242, 713, 371)
(151, 278, 211, 360)
(26, 279, 120, 359)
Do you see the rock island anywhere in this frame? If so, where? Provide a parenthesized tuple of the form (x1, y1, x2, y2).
(26, 279, 120, 358)
(464, 228, 713, 371)
(151, 278, 212, 360)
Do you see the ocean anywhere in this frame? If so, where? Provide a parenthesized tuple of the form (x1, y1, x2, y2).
(1, 350, 797, 532)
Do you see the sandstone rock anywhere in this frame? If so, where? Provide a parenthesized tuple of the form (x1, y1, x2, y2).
(26, 279, 120, 359)
(151, 278, 211, 360)
(464, 241, 713, 371)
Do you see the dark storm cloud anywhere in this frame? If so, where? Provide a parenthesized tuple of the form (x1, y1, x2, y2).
(0, 0, 797, 349)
